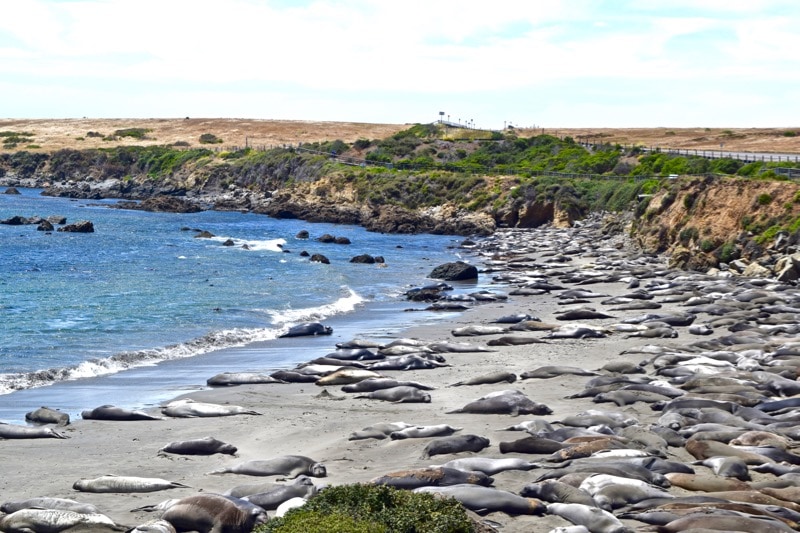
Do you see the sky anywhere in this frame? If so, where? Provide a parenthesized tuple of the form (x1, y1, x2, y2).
(1, 0, 798, 128)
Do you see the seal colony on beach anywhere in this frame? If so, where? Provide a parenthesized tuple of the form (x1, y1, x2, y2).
(8, 215, 800, 532)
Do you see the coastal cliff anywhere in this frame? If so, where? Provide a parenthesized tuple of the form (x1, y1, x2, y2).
(2, 125, 800, 277)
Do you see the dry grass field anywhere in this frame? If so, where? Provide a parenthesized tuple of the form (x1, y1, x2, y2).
(1, 118, 799, 154)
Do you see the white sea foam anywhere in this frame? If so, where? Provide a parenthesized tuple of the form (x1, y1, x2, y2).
(209, 236, 287, 252)
(0, 289, 365, 396)
(268, 287, 365, 327)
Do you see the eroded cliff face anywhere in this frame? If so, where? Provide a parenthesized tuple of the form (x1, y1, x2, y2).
(634, 176, 800, 271)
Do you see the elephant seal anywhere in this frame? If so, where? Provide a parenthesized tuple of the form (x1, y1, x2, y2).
(434, 457, 536, 476)
(451, 325, 508, 336)
(341, 378, 435, 393)
(366, 355, 448, 371)
(498, 435, 565, 454)
(389, 424, 462, 439)
(447, 389, 552, 416)
(73, 475, 189, 493)
(414, 485, 546, 515)
(127, 519, 177, 533)
(0, 509, 122, 532)
(486, 335, 547, 346)
(519, 480, 596, 507)
(545, 326, 607, 339)
(161, 399, 261, 418)
(370, 467, 493, 489)
(347, 421, 416, 440)
(520, 366, 597, 379)
(0, 497, 99, 515)
(206, 372, 284, 386)
(208, 455, 326, 478)
(0, 422, 68, 439)
(242, 476, 318, 510)
(555, 309, 615, 320)
(354, 385, 431, 403)
(694, 456, 750, 480)
(24, 406, 70, 426)
(658, 513, 795, 533)
(159, 436, 238, 456)
(279, 322, 332, 337)
(422, 434, 490, 458)
(81, 404, 163, 421)
(449, 371, 517, 387)
(269, 370, 319, 383)
(160, 494, 268, 533)
(547, 503, 635, 533)
(223, 477, 311, 499)
(314, 368, 383, 386)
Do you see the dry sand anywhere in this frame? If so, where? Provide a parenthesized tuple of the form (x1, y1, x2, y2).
(0, 223, 731, 532)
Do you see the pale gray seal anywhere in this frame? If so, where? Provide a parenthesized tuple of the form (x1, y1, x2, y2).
(158, 436, 237, 456)
(546, 503, 635, 533)
(241, 476, 318, 510)
(160, 494, 268, 533)
(347, 421, 416, 440)
(451, 325, 508, 336)
(73, 475, 189, 493)
(127, 519, 177, 533)
(206, 372, 284, 386)
(0, 422, 68, 439)
(24, 406, 70, 426)
(520, 366, 597, 379)
(447, 389, 552, 416)
(369, 467, 493, 489)
(208, 455, 326, 478)
(0, 497, 99, 515)
(414, 485, 546, 515)
(341, 378, 435, 393)
(0, 509, 122, 532)
(486, 335, 548, 346)
(389, 424, 462, 440)
(278, 322, 333, 337)
(314, 368, 383, 386)
(433, 457, 537, 476)
(81, 404, 163, 421)
(161, 399, 261, 418)
(366, 355, 448, 371)
(449, 371, 517, 387)
(354, 385, 431, 403)
(422, 434, 490, 458)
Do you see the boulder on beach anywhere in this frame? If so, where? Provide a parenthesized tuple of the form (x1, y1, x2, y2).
(429, 261, 478, 281)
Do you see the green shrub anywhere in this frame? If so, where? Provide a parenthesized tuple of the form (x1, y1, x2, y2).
(783, 130, 797, 137)
(718, 241, 739, 263)
(199, 133, 223, 144)
(679, 226, 699, 244)
(757, 193, 773, 206)
(256, 484, 473, 533)
(114, 128, 152, 139)
(699, 239, 716, 253)
(353, 138, 372, 150)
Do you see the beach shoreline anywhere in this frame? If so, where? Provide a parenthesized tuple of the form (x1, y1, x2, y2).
(2, 219, 768, 532)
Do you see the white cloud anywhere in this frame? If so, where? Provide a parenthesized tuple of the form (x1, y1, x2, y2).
(1, 0, 798, 125)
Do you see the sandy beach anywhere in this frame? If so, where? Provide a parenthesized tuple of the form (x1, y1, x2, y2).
(1, 219, 794, 532)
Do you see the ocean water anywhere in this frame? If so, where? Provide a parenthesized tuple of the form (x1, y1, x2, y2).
(0, 187, 477, 423)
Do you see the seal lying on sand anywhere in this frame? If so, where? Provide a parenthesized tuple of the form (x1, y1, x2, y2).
(414, 485, 546, 516)
(208, 455, 326, 478)
(81, 405, 163, 421)
(73, 475, 189, 493)
(161, 399, 261, 418)
(158, 436, 238, 456)
(447, 390, 552, 416)
(279, 322, 332, 337)
(0, 509, 123, 532)
(370, 467, 493, 489)
(24, 406, 70, 426)
(0, 422, 68, 439)
(160, 494, 268, 533)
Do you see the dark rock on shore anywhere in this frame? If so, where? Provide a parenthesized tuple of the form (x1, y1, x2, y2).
(37, 220, 54, 231)
(0, 215, 29, 225)
(310, 253, 330, 264)
(350, 254, 376, 264)
(430, 261, 479, 281)
(4, 187, 20, 194)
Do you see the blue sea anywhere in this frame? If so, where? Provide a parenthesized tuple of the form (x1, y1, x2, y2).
(0, 187, 477, 423)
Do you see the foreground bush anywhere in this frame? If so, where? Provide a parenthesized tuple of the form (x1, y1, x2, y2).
(256, 484, 474, 533)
